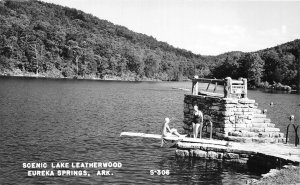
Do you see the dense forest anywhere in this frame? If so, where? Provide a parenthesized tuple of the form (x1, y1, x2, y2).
(209, 41, 300, 89)
(0, 0, 299, 88)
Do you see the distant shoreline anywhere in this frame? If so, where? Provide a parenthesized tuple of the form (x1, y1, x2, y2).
(1, 73, 295, 92)
(0, 72, 191, 82)
(0, 73, 158, 82)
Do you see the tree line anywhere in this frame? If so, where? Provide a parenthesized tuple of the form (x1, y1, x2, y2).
(209, 41, 300, 89)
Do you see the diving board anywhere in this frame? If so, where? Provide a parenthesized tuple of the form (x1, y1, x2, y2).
(120, 132, 230, 146)
(120, 132, 162, 139)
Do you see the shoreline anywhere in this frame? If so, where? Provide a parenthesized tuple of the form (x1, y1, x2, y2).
(1, 72, 296, 92)
(250, 86, 299, 93)
(0, 72, 161, 82)
(0, 70, 192, 82)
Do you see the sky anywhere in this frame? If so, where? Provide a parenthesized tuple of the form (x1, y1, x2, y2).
(42, 0, 300, 56)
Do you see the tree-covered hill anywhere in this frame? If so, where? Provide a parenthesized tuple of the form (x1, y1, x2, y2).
(0, 0, 299, 88)
(0, 0, 205, 81)
(209, 40, 300, 89)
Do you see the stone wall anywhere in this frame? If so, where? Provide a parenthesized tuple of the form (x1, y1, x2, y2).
(175, 142, 298, 168)
(183, 94, 285, 143)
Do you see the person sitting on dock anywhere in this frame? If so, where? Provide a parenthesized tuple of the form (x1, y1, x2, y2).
(192, 105, 203, 139)
(162, 117, 185, 137)
(161, 117, 186, 147)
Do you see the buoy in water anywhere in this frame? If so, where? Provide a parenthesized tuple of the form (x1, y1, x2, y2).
(263, 109, 267, 114)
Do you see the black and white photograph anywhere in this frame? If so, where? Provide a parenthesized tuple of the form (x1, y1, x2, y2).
(0, 0, 300, 184)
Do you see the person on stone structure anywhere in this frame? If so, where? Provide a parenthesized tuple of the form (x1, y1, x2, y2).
(161, 117, 185, 147)
(192, 105, 203, 138)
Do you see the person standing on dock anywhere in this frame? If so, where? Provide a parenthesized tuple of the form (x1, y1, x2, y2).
(192, 105, 203, 139)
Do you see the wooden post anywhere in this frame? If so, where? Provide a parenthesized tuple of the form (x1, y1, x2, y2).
(224, 77, 232, 98)
(243, 78, 247, 98)
(206, 82, 211, 91)
(192, 75, 199, 95)
(213, 82, 218, 92)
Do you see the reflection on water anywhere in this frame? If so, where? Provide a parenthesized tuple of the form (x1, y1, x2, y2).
(0, 77, 299, 184)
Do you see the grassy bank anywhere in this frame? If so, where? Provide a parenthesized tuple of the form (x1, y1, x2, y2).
(249, 165, 300, 185)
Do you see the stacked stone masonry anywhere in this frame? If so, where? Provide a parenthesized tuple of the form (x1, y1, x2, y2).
(183, 95, 285, 143)
(175, 142, 297, 168)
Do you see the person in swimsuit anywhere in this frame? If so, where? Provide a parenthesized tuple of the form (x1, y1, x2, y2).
(161, 117, 185, 147)
(162, 117, 183, 137)
(192, 105, 203, 139)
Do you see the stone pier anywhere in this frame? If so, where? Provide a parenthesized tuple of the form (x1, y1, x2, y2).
(176, 77, 300, 168)
(183, 94, 285, 143)
(175, 141, 300, 168)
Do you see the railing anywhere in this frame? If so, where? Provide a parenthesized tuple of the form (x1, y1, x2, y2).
(286, 115, 299, 146)
(192, 76, 247, 98)
(202, 115, 213, 140)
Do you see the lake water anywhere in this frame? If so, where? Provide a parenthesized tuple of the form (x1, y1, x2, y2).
(0, 77, 299, 184)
